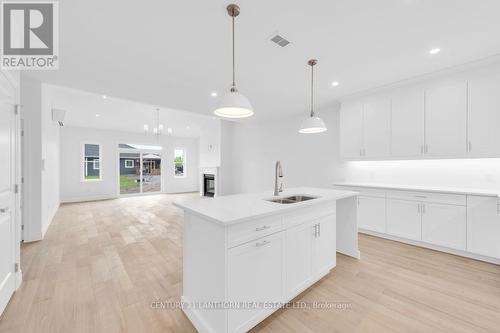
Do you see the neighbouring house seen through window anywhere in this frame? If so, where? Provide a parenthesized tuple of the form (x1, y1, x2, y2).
(84, 143, 101, 180)
(174, 148, 185, 177)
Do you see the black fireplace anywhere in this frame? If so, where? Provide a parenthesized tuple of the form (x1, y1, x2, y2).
(203, 174, 215, 197)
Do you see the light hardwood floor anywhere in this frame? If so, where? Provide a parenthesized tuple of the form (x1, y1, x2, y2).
(1, 193, 499, 333)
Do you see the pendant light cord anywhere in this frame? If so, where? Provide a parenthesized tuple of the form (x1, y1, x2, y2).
(310, 63, 315, 117)
(232, 13, 236, 91)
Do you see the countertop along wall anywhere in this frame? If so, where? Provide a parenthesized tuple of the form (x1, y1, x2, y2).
(59, 126, 199, 202)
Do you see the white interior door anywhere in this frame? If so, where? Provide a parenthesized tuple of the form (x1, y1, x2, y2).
(0, 73, 16, 316)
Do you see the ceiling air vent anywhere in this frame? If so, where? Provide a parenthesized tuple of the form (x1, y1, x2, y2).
(270, 34, 290, 47)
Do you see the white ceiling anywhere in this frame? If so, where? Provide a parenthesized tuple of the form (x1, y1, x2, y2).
(27, 0, 500, 121)
(45, 84, 214, 137)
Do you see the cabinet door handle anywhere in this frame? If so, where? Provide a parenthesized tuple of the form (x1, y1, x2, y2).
(422, 204, 426, 214)
(318, 223, 321, 237)
(255, 225, 270, 232)
(313, 224, 318, 238)
(468, 141, 472, 152)
(255, 240, 270, 247)
(417, 203, 420, 213)
(415, 195, 427, 199)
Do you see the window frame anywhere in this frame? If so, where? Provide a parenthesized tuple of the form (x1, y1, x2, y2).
(82, 142, 102, 182)
(124, 159, 134, 169)
(174, 147, 186, 178)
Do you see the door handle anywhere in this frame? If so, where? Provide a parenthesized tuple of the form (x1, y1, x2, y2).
(313, 224, 318, 237)
(255, 225, 270, 232)
(318, 223, 321, 237)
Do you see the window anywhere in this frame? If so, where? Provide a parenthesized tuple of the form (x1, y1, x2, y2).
(174, 148, 186, 177)
(124, 160, 134, 168)
(83, 143, 101, 181)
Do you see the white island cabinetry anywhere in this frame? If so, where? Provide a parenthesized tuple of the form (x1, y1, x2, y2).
(174, 187, 358, 333)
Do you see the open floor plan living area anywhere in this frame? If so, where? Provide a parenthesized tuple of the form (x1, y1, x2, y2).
(1, 1, 500, 332)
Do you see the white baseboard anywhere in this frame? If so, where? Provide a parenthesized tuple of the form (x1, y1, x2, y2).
(359, 229, 500, 265)
(60, 195, 117, 203)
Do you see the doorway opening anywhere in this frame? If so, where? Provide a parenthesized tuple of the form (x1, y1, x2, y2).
(118, 144, 162, 195)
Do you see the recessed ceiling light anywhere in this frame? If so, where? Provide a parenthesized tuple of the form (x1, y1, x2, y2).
(95, 114, 100, 118)
(186, 126, 190, 130)
(429, 48, 440, 55)
(331, 81, 339, 87)
(211, 92, 217, 97)
(102, 95, 107, 99)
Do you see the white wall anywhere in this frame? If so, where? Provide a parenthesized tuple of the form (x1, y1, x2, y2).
(20, 77, 60, 240)
(199, 118, 221, 167)
(59, 126, 199, 202)
(41, 84, 61, 235)
(221, 107, 341, 194)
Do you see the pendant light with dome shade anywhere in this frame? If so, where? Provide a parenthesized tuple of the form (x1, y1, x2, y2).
(299, 59, 327, 134)
(213, 4, 254, 119)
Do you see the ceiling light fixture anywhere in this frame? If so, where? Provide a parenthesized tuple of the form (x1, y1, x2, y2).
(95, 114, 100, 118)
(429, 48, 440, 55)
(331, 81, 339, 87)
(299, 59, 327, 134)
(213, 4, 254, 119)
(102, 95, 107, 99)
(211, 92, 217, 97)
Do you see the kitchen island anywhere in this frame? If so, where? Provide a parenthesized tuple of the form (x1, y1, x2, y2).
(174, 187, 359, 333)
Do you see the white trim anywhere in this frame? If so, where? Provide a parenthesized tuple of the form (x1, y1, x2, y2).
(93, 159, 100, 170)
(174, 147, 186, 178)
(124, 159, 134, 168)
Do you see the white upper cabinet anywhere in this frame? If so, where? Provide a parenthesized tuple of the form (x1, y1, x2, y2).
(340, 65, 500, 160)
(467, 70, 500, 156)
(340, 102, 364, 159)
(391, 88, 424, 157)
(424, 81, 467, 156)
(363, 97, 391, 158)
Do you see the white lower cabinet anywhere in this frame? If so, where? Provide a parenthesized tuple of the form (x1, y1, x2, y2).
(467, 196, 500, 259)
(357, 196, 386, 233)
(228, 232, 283, 333)
(284, 214, 336, 300)
(313, 214, 337, 277)
(284, 221, 314, 299)
(386, 199, 421, 241)
(421, 203, 466, 250)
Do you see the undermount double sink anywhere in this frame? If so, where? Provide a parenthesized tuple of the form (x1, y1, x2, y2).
(266, 195, 319, 204)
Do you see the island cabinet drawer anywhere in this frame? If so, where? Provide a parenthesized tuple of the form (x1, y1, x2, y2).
(282, 203, 336, 228)
(385, 190, 466, 206)
(227, 216, 282, 248)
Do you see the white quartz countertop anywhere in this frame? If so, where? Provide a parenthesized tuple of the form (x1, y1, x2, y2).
(334, 182, 500, 197)
(173, 187, 358, 225)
